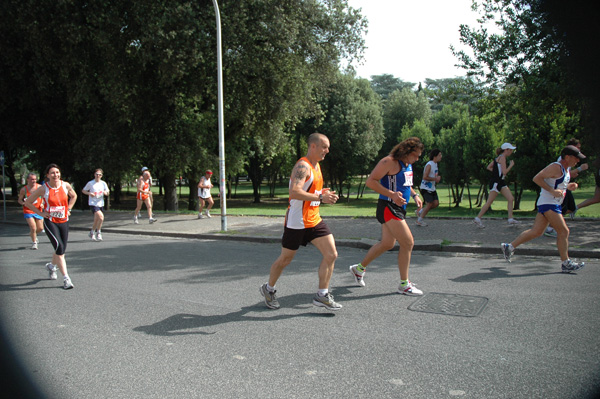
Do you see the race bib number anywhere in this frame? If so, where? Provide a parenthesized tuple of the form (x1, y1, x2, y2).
(49, 206, 66, 219)
(310, 190, 322, 207)
(403, 171, 413, 186)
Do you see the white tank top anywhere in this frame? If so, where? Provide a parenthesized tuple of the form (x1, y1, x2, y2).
(537, 162, 570, 206)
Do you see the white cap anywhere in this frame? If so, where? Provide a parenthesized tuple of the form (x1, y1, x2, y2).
(141, 166, 149, 172)
(501, 143, 516, 150)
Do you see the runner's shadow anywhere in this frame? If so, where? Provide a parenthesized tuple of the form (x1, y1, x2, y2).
(134, 294, 336, 337)
(0, 247, 32, 252)
(0, 279, 55, 291)
(450, 266, 558, 283)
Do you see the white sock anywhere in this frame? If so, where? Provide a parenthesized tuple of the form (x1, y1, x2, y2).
(266, 283, 275, 292)
(317, 289, 328, 297)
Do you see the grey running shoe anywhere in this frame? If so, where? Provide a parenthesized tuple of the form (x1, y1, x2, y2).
(416, 218, 428, 227)
(473, 217, 485, 229)
(31, 242, 38, 250)
(63, 276, 74, 290)
(149, 217, 157, 224)
(544, 229, 557, 238)
(570, 207, 578, 220)
(397, 281, 423, 296)
(562, 259, 585, 273)
(198, 213, 205, 219)
(349, 264, 366, 287)
(501, 243, 514, 263)
(46, 263, 57, 280)
(260, 283, 280, 309)
(312, 293, 342, 310)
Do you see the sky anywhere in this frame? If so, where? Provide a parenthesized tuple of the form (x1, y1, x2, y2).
(346, 0, 483, 84)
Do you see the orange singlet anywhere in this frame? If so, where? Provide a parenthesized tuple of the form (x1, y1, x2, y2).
(284, 157, 323, 229)
(43, 181, 69, 224)
(137, 179, 149, 201)
(23, 185, 43, 214)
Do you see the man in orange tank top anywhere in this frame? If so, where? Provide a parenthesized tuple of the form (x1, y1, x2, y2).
(260, 133, 342, 311)
(18, 172, 44, 249)
(134, 170, 156, 224)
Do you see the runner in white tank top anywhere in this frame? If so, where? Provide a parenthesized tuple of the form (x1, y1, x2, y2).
(501, 146, 586, 273)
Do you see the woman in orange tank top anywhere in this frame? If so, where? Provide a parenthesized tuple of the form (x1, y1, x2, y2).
(18, 172, 44, 249)
(25, 163, 77, 290)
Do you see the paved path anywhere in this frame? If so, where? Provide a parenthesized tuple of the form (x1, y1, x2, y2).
(3, 207, 599, 259)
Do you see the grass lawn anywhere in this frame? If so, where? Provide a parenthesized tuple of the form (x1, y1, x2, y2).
(119, 181, 600, 219)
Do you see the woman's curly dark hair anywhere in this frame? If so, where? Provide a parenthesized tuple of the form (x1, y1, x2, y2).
(389, 137, 424, 160)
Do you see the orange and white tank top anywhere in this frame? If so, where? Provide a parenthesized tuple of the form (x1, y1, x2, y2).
(140, 179, 149, 193)
(285, 157, 323, 229)
(43, 181, 69, 223)
(23, 185, 43, 214)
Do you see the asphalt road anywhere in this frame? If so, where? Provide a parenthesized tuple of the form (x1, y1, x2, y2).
(1, 224, 599, 398)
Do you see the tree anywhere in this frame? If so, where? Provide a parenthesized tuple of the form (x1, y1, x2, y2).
(452, 0, 597, 172)
(381, 88, 431, 157)
(423, 77, 484, 113)
(369, 74, 416, 100)
(319, 73, 384, 198)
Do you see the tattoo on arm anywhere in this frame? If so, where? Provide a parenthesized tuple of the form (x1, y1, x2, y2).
(292, 163, 308, 184)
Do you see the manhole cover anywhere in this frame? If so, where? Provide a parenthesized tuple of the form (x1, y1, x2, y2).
(408, 292, 488, 317)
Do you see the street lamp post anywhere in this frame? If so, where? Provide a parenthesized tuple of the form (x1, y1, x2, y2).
(211, 0, 227, 231)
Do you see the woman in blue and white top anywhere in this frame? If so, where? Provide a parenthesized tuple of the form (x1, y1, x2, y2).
(416, 149, 442, 226)
(501, 145, 586, 272)
(348, 137, 425, 296)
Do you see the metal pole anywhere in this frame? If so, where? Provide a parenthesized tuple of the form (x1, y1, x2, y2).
(212, 0, 227, 231)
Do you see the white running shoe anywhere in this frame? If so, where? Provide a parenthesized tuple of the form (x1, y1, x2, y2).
(89, 230, 95, 240)
(507, 218, 520, 225)
(349, 264, 366, 287)
(149, 217, 157, 224)
(473, 217, 485, 229)
(416, 218, 428, 227)
(397, 281, 423, 296)
(31, 242, 38, 250)
(206, 210, 212, 218)
(133, 215, 139, 224)
(95, 232, 103, 241)
(63, 276, 74, 290)
(198, 213, 205, 219)
(501, 243, 514, 263)
(562, 259, 585, 273)
(46, 263, 57, 280)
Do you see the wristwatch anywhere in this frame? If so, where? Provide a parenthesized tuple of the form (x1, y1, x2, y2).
(319, 193, 323, 202)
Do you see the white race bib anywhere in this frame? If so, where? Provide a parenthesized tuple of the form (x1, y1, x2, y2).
(403, 171, 413, 186)
(49, 206, 66, 219)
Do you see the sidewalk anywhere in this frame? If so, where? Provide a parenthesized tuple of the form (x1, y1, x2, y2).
(2, 207, 599, 259)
